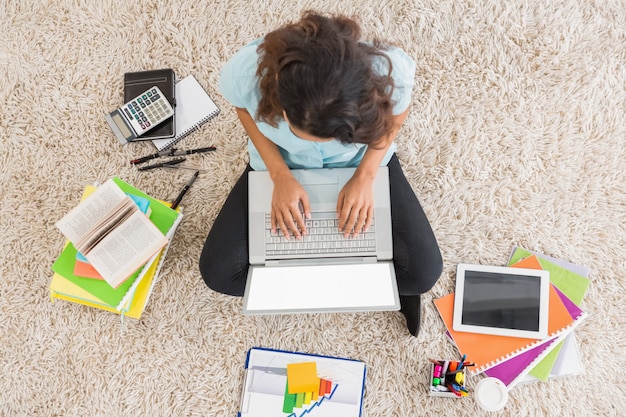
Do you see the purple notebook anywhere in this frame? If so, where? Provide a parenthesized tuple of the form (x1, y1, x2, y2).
(483, 287, 584, 386)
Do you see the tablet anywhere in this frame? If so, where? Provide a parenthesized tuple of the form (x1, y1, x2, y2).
(453, 264, 550, 339)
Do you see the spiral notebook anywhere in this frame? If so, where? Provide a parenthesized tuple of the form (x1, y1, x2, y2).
(480, 255, 586, 387)
(482, 286, 585, 388)
(435, 291, 586, 376)
(151, 74, 220, 150)
(433, 258, 588, 376)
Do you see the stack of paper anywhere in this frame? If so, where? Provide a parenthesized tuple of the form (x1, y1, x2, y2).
(434, 247, 590, 389)
(50, 178, 183, 319)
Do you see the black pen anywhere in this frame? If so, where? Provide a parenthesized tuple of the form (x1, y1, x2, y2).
(170, 170, 199, 209)
(169, 146, 216, 157)
(162, 165, 207, 172)
(130, 148, 177, 165)
(137, 157, 186, 171)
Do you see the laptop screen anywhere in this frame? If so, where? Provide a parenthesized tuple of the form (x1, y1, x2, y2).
(243, 262, 399, 314)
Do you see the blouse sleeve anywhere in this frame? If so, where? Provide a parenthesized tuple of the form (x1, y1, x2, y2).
(218, 42, 262, 109)
(383, 47, 417, 115)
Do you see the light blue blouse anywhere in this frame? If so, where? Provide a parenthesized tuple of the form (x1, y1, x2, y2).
(219, 38, 416, 170)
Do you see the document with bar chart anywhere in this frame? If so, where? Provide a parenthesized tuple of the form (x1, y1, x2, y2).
(238, 347, 366, 417)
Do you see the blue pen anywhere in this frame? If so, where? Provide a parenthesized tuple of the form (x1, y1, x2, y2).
(458, 354, 467, 370)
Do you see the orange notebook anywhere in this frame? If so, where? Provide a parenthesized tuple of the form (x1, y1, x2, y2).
(73, 259, 104, 280)
(434, 257, 578, 375)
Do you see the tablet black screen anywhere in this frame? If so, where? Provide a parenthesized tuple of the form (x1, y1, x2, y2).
(461, 270, 542, 331)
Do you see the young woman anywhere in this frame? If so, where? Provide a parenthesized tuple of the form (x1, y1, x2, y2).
(199, 11, 442, 336)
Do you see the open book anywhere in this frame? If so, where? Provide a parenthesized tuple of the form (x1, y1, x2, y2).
(55, 179, 168, 288)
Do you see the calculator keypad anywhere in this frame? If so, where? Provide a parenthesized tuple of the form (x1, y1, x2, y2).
(124, 87, 174, 136)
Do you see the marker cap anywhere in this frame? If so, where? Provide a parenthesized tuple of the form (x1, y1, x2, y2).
(474, 377, 508, 412)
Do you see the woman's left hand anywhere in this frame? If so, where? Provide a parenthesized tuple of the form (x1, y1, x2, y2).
(337, 175, 375, 237)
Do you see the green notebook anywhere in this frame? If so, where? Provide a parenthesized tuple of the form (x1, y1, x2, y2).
(508, 247, 590, 380)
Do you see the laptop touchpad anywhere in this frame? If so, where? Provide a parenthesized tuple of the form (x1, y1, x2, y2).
(297, 172, 338, 204)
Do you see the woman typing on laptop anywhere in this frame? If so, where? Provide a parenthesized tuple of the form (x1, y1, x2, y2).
(199, 11, 442, 336)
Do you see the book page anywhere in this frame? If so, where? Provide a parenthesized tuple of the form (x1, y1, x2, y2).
(74, 198, 136, 255)
(56, 180, 129, 244)
(85, 210, 167, 288)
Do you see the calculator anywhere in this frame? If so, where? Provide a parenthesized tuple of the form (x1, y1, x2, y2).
(106, 86, 175, 144)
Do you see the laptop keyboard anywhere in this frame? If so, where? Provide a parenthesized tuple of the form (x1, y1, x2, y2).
(265, 211, 376, 256)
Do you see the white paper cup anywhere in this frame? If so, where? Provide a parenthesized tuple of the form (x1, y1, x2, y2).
(474, 377, 508, 412)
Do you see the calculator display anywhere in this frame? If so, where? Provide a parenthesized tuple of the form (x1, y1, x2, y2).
(111, 113, 132, 139)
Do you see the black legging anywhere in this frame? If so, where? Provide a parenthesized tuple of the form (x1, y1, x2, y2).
(199, 154, 443, 296)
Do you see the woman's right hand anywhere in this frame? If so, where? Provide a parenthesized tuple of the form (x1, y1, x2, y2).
(233, 108, 311, 238)
(271, 174, 311, 240)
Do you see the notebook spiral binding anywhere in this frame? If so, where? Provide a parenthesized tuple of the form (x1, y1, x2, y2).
(161, 108, 221, 150)
(470, 310, 588, 376)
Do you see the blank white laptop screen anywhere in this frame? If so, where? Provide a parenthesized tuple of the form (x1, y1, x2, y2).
(243, 262, 399, 315)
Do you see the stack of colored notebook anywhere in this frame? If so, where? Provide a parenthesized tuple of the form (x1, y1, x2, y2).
(50, 178, 183, 319)
(434, 247, 590, 389)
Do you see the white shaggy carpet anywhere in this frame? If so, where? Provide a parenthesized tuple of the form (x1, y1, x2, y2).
(1, 0, 625, 415)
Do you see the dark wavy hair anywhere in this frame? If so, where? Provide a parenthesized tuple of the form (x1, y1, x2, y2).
(256, 11, 395, 147)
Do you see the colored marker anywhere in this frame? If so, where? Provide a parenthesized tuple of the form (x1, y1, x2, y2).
(442, 360, 450, 377)
(458, 354, 467, 370)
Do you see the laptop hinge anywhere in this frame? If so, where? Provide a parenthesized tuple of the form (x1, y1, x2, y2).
(265, 257, 378, 267)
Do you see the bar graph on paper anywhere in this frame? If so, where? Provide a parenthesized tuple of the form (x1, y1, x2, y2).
(240, 348, 365, 417)
(282, 362, 338, 416)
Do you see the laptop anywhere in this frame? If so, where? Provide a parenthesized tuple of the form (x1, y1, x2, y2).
(243, 167, 400, 315)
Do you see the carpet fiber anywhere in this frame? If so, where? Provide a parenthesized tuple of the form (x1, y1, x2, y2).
(1, 0, 625, 415)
